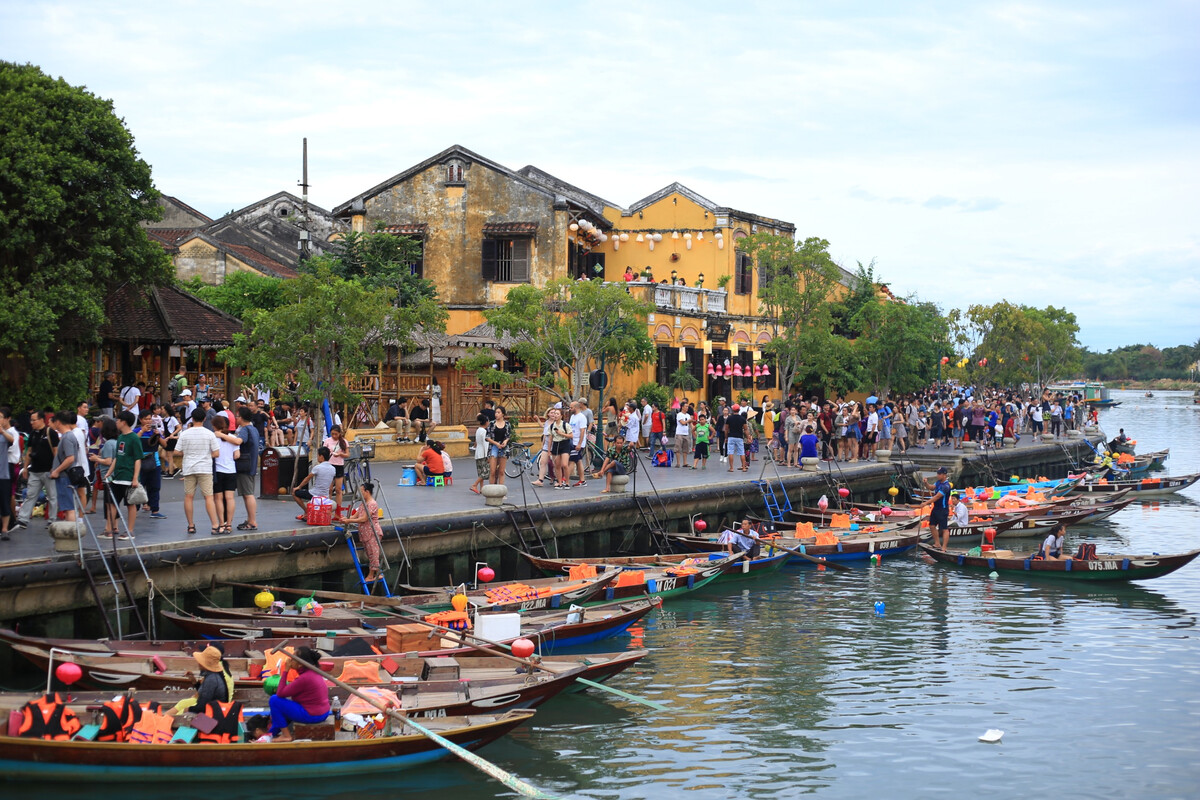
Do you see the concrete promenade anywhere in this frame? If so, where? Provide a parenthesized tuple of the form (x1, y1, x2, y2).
(0, 431, 1098, 569)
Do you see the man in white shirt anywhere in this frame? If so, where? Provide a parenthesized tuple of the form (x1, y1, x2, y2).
(865, 404, 880, 461)
(176, 408, 220, 535)
(292, 446, 336, 522)
(640, 399, 652, 448)
(568, 401, 589, 486)
(119, 383, 142, 416)
(953, 495, 970, 527)
(674, 408, 693, 468)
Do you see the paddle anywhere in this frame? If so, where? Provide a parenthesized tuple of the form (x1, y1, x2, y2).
(759, 540, 852, 571)
(364, 603, 670, 711)
(267, 643, 559, 800)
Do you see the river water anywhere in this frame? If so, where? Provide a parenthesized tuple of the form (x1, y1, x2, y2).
(30, 391, 1199, 800)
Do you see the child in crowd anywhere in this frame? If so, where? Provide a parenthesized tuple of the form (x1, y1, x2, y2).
(470, 414, 489, 495)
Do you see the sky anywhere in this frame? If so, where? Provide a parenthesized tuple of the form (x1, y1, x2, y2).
(3, 0, 1198, 352)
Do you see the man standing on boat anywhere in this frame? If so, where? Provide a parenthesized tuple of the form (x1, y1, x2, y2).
(929, 467, 952, 549)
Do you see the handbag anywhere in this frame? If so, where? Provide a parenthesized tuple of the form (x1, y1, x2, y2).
(126, 484, 149, 506)
(66, 465, 88, 488)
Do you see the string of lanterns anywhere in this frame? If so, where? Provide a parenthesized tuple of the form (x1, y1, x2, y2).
(570, 222, 727, 252)
(706, 359, 771, 379)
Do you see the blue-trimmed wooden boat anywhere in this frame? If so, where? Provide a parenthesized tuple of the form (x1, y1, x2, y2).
(523, 548, 790, 584)
(920, 543, 1200, 582)
(668, 529, 922, 565)
(0, 709, 534, 782)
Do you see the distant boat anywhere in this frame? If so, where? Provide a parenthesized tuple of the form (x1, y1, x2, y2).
(1048, 380, 1120, 408)
(1145, 391, 1154, 398)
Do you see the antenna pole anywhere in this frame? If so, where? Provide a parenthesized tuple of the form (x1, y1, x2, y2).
(298, 137, 311, 257)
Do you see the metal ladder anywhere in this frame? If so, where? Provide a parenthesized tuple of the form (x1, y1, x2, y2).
(77, 482, 155, 640)
(504, 506, 551, 558)
(337, 522, 394, 597)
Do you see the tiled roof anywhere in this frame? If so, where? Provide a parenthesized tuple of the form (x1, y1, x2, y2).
(481, 221, 538, 236)
(101, 285, 243, 346)
(145, 228, 198, 250)
(382, 223, 428, 237)
(222, 243, 300, 279)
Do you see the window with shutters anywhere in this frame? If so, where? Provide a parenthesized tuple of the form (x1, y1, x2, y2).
(655, 346, 680, 386)
(734, 252, 753, 295)
(481, 237, 531, 283)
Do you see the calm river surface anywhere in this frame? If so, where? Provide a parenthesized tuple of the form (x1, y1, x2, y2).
(37, 391, 1200, 800)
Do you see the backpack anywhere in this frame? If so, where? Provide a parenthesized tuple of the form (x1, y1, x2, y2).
(167, 376, 182, 396)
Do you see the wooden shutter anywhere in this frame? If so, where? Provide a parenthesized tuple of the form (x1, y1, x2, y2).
(481, 238, 498, 281)
(511, 238, 531, 282)
(585, 252, 605, 279)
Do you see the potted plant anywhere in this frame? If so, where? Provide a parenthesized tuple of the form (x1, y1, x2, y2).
(641, 267, 653, 282)
(716, 274, 732, 291)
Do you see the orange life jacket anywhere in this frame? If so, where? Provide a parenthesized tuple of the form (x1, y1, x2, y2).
(96, 693, 143, 742)
(18, 693, 82, 741)
(337, 659, 383, 684)
(567, 564, 597, 580)
(424, 610, 472, 630)
(196, 700, 243, 744)
(128, 702, 173, 745)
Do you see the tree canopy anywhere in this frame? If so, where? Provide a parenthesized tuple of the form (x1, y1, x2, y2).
(460, 278, 656, 403)
(312, 227, 434, 307)
(851, 296, 949, 398)
(948, 301, 1081, 388)
(0, 62, 172, 408)
(185, 271, 290, 319)
(745, 233, 851, 396)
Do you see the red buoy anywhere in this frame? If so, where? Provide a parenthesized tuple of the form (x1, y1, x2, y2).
(511, 638, 536, 659)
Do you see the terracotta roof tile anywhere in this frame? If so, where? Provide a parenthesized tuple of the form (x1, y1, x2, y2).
(100, 286, 243, 346)
(382, 224, 428, 237)
(145, 228, 198, 250)
(482, 221, 538, 236)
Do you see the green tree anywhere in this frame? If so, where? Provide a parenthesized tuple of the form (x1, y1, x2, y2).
(314, 227, 434, 307)
(460, 278, 656, 403)
(852, 297, 949, 397)
(0, 62, 172, 408)
(221, 258, 444, 444)
(184, 271, 289, 319)
(667, 365, 701, 399)
(744, 233, 847, 396)
(948, 302, 1081, 388)
(634, 381, 671, 412)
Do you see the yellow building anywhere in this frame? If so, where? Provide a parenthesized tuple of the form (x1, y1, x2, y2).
(333, 145, 849, 421)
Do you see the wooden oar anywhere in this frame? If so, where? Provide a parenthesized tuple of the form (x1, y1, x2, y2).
(760, 540, 852, 571)
(267, 643, 559, 800)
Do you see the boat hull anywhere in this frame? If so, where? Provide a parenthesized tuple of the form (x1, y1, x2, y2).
(0, 710, 533, 782)
(920, 544, 1200, 582)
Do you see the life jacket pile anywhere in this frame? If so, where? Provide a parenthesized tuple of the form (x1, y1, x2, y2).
(195, 700, 244, 744)
(96, 693, 143, 742)
(1073, 543, 1098, 561)
(127, 701, 173, 744)
(18, 693, 82, 740)
(424, 610, 471, 630)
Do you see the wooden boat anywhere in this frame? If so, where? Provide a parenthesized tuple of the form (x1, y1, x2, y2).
(919, 543, 1200, 582)
(522, 548, 790, 583)
(788, 497, 1071, 524)
(1071, 473, 1200, 497)
(669, 529, 922, 564)
(161, 596, 658, 651)
(224, 572, 619, 617)
(0, 708, 536, 781)
(0, 628, 648, 699)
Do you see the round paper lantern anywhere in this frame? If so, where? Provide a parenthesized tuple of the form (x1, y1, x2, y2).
(881, 506, 892, 517)
(817, 496, 829, 511)
(888, 487, 899, 497)
(478, 566, 495, 583)
(451, 593, 469, 612)
(263, 675, 281, 696)
(511, 638, 536, 659)
(569, 223, 579, 232)
(941, 356, 949, 364)
(55, 662, 82, 686)
(838, 487, 850, 498)
(694, 519, 707, 532)
(254, 591, 275, 609)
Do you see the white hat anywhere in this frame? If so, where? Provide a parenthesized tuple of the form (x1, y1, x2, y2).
(180, 389, 192, 396)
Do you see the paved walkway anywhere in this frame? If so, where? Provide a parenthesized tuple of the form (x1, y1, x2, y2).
(0, 432, 1089, 567)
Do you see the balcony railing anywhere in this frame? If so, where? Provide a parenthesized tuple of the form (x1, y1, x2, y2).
(616, 282, 727, 316)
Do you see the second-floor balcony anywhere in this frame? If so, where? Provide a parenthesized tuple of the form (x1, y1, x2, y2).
(618, 281, 727, 316)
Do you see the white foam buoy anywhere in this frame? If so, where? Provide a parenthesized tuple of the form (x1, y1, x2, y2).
(979, 729, 1004, 743)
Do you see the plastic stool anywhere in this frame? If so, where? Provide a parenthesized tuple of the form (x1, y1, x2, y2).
(444, 475, 453, 486)
(426, 475, 445, 488)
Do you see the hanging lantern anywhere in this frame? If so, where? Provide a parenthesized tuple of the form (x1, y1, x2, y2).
(672, 231, 679, 240)
(569, 223, 579, 232)
(733, 364, 744, 377)
(613, 238, 620, 251)
(761, 365, 770, 376)
(683, 232, 692, 240)
(619, 233, 629, 241)
(941, 356, 949, 364)
(648, 240, 655, 251)
(697, 231, 704, 241)
(707, 362, 716, 376)
(685, 237, 692, 250)
(837, 487, 850, 498)
(636, 233, 644, 243)
(881, 506, 893, 517)
(888, 486, 899, 497)
(652, 233, 663, 242)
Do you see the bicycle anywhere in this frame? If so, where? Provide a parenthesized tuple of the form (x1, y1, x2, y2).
(504, 442, 544, 480)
